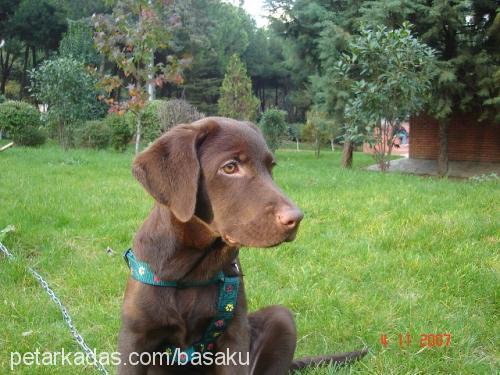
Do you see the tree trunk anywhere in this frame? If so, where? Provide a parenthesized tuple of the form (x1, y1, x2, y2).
(59, 121, 67, 150)
(20, 46, 29, 98)
(0, 72, 7, 94)
(99, 54, 105, 76)
(342, 140, 354, 168)
(314, 133, 320, 158)
(437, 120, 449, 176)
(32, 46, 36, 68)
(135, 112, 142, 154)
(296, 138, 299, 151)
(0, 49, 14, 94)
(330, 139, 334, 151)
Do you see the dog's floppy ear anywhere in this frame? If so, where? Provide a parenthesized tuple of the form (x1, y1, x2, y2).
(132, 120, 218, 222)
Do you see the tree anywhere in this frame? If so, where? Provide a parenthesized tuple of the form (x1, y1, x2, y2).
(29, 57, 104, 148)
(218, 54, 259, 121)
(328, 23, 436, 171)
(59, 19, 100, 67)
(0, 0, 21, 94)
(358, 0, 499, 175)
(303, 107, 337, 158)
(259, 108, 287, 153)
(94, 0, 188, 153)
(10, 0, 66, 96)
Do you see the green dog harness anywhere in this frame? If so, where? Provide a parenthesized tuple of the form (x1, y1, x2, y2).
(123, 249, 240, 364)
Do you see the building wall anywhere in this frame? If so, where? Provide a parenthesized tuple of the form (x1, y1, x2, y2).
(410, 114, 500, 162)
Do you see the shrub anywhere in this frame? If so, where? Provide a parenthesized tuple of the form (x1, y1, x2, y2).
(13, 126, 46, 146)
(0, 100, 41, 140)
(0, 94, 5, 104)
(75, 120, 112, 149)
(158, 99, 205, 133)
(105, 113, 133, 152)
(259, 108, 288, 153)
(29, 57, 107, 148)
(5, 81, 20, 99)
(140, 100, 163, 145)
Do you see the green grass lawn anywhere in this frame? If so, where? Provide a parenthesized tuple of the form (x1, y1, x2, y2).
(1, 143, 498, 374)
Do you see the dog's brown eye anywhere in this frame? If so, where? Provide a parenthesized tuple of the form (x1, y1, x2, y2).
(222, 161, 238, 174)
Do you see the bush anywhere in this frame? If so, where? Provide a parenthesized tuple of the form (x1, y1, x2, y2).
(105, 113, 133, 152)
(0, 100, 41, 140)
(4, 81, 20, 99)
(139, 100, 163, 145)
(13, 126, 46, 146)
(75, 120, 112, 149)
(158, 99, 205, 133)
(131, 99, 205, 146)
(259, 108, 288, 153)
(29, 57, 107, 148)
(0, 94, 5, 104)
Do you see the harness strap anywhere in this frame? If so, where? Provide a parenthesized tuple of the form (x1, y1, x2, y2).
(123, 248, 240, 365)
(124, 248, 224, 287)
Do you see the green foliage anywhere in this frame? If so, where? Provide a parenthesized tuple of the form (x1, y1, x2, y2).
(218, 54, 259, 121)
(0, 95, 5, 104)
(75, 120, 112, 149)
(303, 107, 338, 157)
(259, 108, 287, 153)
(140, 100, 162, 145)
(12, 124, 46, 146)
(59, 19, 100, 66)
(29, 57, 105, 148)
(358, 0, 500, 121)
(0, 100, 41, 138)
(9, 0, 67, 52)
(93, 0, 187, 153)
(324, 23, 436, 169)
(105, 113, 133, 152)
(4, 80, 21, 99)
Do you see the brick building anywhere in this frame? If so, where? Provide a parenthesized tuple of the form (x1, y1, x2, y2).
(410, 113, 500, 163)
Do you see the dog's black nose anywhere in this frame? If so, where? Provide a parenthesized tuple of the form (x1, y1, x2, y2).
(277, 207, 303, 229)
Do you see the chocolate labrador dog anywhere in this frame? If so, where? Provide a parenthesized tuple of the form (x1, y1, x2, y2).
(118, 117, 366, 374)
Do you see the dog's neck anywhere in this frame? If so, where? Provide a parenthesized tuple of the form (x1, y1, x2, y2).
(133, 203, 239, 282)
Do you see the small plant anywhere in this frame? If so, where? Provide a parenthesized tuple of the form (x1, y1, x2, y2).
(218, 54, 260, 121)
(259, 108, 287, 153)
(469, 173, 499, 183)
(140, 100, 163, 145)
(0, 100, 42, 142)
(13, 125, 46, 147)
(29, 57, 105, 149)
(157, 99, 205, 133)
(105, 113, 133, 152)
(75, 120, 112, 149)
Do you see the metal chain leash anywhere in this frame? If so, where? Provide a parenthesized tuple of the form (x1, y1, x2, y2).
(0, 242, 109, 375)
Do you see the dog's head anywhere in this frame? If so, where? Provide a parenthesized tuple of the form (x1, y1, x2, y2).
(132, 117, 303, 248)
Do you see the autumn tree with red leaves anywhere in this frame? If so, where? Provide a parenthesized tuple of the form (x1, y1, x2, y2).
(93, 0, 189, 153)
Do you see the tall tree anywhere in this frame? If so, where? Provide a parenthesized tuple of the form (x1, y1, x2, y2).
(218, 53, 259, 121)
(10, 0, 66, 95)
(0, 0, 20, 94)
(357, 0, 499, 175)
(94, 0, 188, 153)
(325, 23, 436, 171)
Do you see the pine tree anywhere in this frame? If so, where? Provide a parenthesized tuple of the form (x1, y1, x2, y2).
(218, 54, 260, 121)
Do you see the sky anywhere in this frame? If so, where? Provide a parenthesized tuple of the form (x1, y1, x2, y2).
(226, 0, 269, 28)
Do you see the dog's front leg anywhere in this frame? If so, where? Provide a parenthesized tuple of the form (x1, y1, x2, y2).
(117, 327, 152, 375)
(213, 314, 251, 375)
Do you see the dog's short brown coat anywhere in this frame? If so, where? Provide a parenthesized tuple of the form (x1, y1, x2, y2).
(118, 117, 366, 374)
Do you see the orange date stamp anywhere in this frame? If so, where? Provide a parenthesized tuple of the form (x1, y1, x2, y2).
(380, 333, 452, 348)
